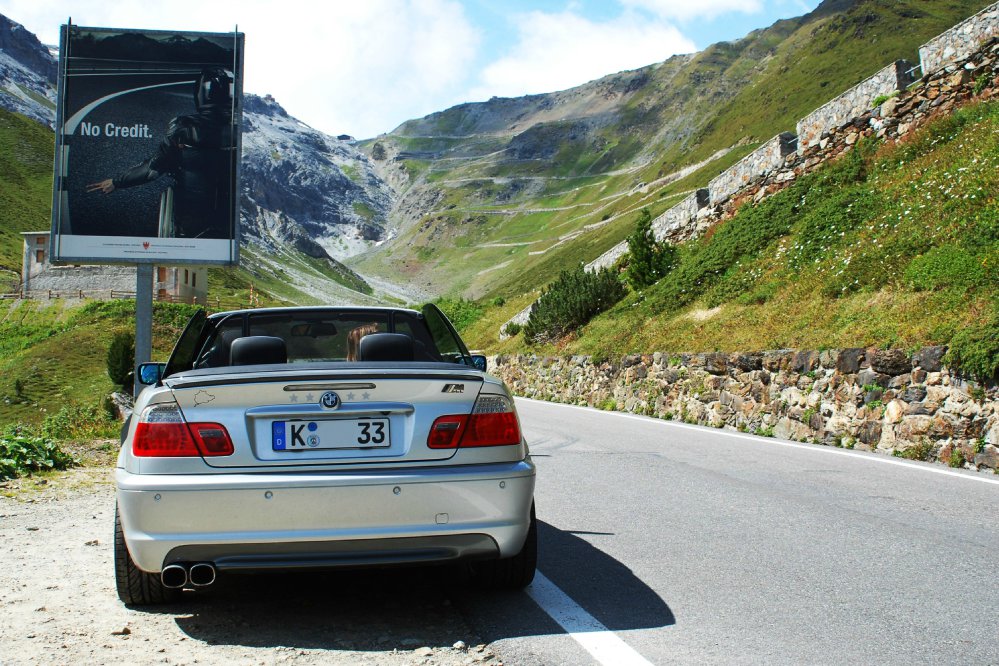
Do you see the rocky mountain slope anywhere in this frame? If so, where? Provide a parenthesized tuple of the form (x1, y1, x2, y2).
(353, 0, 992, 300)
(0, 14, 408, 304)
(0, 15, 56, 128)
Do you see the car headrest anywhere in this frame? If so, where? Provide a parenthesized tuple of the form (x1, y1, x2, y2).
(358, 333, 414, 362)
(229, 336, 288, 366)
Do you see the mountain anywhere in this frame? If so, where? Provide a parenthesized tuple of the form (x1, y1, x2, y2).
(351, 0, 993, 300)
(0, 15, 56, 128)
(0, 14, 413, 304)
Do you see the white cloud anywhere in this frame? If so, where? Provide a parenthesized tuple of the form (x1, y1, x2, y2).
(3, 0, 481, 138)
(469, 10, 695, 101)
(619, 0, 764, 21)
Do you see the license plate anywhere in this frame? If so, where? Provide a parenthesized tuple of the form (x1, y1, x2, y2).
(272, 418, 391, 451)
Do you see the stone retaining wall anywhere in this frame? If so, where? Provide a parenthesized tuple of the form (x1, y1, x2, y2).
(796, 60, 913, 151)
(490, 350, 999, 471)
(25, 265, 135, 293)
(708, 133, 796, 203)
(920, 1, 999, 74)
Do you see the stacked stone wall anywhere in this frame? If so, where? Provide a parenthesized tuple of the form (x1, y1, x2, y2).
(490, 350, 999, 472)
(796, 61, 913, 151)
(25, 265, 135, 293)
(652, 189, 709, 244)
(920, 1, 999, 74)
(708, 133, 797, 203)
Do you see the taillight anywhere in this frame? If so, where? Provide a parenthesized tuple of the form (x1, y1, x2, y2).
(189, 423, 235, 456)
(427, 395, 521, 449)
(132, 403, 233, 457)
(428, 415, 466, 449)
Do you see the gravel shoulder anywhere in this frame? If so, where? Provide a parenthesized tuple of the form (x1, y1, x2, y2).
(0, 468, 504, 666)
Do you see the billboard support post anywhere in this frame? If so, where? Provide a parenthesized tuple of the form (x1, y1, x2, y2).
(133, 264, 152, 398)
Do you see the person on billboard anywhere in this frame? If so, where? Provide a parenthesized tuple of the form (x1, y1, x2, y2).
(86, 67, 236, 239)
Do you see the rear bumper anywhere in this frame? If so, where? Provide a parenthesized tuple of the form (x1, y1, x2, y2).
(116, 460, 535, 573)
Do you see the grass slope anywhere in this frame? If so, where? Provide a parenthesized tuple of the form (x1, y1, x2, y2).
(0, 108, 53, 282)
(475, 100, 998, 362)
(0, 300, 199, 427)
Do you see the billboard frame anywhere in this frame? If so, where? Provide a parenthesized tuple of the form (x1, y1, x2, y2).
(50, 21, 245, 267)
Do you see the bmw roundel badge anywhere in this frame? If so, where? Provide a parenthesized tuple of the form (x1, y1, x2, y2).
(320, 391, 340, 410)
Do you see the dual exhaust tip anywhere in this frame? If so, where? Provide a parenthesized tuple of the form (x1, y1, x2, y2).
(161, 562, 216, 588)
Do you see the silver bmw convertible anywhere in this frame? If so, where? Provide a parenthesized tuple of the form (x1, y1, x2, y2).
(114, 305, 536, 605)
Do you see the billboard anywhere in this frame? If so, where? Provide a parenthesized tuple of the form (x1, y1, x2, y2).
(51, 25, 244, 265)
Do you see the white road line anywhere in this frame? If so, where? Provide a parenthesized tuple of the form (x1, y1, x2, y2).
(517, 397, 999, 487)
(527, 572, 654, 666)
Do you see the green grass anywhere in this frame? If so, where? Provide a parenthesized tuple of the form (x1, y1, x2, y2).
(0, 108, 54, 275)
(0, 300, 201, 427)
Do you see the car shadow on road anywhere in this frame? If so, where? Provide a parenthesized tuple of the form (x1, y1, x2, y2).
(153, 520, 672, 651)
(452, 520, 675, 642)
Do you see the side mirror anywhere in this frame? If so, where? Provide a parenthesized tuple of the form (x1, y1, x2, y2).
(138, 362, 166, 385)
(470, 355, 487, 372)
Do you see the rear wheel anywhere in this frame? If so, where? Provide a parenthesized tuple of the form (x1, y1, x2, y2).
(114, 507, 180, 606)
(472, 502, 537, 590)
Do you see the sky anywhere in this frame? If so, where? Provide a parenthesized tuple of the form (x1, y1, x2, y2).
(2, 0, 821, 139)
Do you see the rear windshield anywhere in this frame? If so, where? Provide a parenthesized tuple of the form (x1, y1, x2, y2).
(191, 310, 444, 369)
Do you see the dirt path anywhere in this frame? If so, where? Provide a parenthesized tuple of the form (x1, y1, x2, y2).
(0, 469, 503, 666)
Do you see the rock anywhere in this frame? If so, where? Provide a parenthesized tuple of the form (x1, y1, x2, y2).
(881, 96, 899, 116)
(705, 353, 728, 376)
(901, 386, 927, 402)
(888, 373, 911, 389)
(111, 627, 131, 636)
(734, 353, 762, 372)
(791, 350, 819, 373)
(857, 369, 890, 389)
(975, 445, 999, 470)
(453, 641, 468, 651)
(762, 350, 791, 372)
(774, 417, 812, 441)
(913, 346, 946, 372)
(857, 421, 882, 446)
(415, 647, 434, 657)
(871, 349, 911, 376)
(884, 400, 906, 424)
(621, 354, 642, 368)
(837, 348, 864, 374)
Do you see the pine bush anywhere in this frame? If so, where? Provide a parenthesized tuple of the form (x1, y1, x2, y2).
(625, 208, 676, 289)
(524, 264, 625, 343)
(107, 331, 135, 389)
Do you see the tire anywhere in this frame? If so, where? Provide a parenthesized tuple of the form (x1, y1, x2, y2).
(472, 502, 537, 590)
(114, 507, 180, 606)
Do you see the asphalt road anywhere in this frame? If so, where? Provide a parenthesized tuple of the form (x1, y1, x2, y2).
(458, 397, 999, 665)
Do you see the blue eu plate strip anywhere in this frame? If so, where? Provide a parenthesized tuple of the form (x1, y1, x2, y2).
(272, 421, 286, 450)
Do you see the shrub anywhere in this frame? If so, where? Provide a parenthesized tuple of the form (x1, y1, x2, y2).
(904, 245, 988, 292)
(524, 264, 626, 343)
(0, 434, 76, 480)
(503, 322, 522, 336)
(107, 331, 135, 389)
(945, 310, 999, 381)
(973, 74, 992, 96)
(433, 297, 483, 332)
(625, 208, 676, 289)
(41, 402, 120, 440)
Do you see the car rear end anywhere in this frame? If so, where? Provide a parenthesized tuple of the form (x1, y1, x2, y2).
(114, 309, 536, 603)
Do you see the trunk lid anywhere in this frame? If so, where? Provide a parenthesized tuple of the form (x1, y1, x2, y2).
(166, 365, 484, 469)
